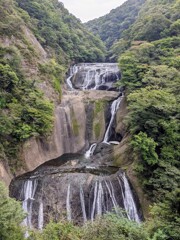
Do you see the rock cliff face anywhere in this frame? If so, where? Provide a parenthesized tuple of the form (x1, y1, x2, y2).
(0, 162, 12, 186)
(21, 90, 119, 173)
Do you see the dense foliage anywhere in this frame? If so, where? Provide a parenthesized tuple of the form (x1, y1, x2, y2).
(0, 181, 25, 240)
(118, 1, 180, 236)
(29, 213, 148, 240)
(85, 0, 146, 49)
(16, 0, 106, 63)
(0, 46, 54, 170)
(110, 0, 180, 60)
(125, 0, 180, 42)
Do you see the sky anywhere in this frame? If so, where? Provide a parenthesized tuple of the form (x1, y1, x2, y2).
(60, 0, 127, 22)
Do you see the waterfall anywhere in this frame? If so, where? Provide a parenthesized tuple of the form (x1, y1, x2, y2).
(91, 181, 98, 221)
(93, 70, 101, 89)
(96, 182, 103, 216)
(66, 63, 120, 91)
(22, 180, 37, 229)
(87, 175, 141, 223)
(80, 186, 87, 222)
(104, 181, 119, 214)
(66, 65, 78, 90)
(38, 201, 44, 230)
(83, 69, 94, 90)
(121, 173, 141, 223)
(85, 143, 97, 158)
(66, 184, 72, 221)
(103, 94, 123, 144)
(11, 62, 143, 229)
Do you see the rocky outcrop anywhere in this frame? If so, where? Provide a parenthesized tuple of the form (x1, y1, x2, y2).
(20, 90, 119, 174)
(0, 161, 13, 186)
(116, 97, 128, 136)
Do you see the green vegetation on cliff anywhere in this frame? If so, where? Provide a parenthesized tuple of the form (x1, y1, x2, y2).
(117, 1, 180, 239)
(119, 37, 180, 239)
(16, 0, 106, 63)
(111, 0, 180, 60)
(0, 46, 54, 170)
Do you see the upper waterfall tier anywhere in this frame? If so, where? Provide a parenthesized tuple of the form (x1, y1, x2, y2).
(66, 63, 121, 91)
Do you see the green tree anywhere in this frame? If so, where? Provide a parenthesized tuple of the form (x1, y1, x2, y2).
(0, 181, 25, 240)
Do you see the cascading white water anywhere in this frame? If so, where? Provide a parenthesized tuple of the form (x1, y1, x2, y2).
(96, 182, 103, 216)
(66, 184, 72, 221)
(121, 173, 141, 223)
(66, 65, 79, 90)
(104, 180, 119, 214)
(83, 69, 94, 90)
(85, 143, 97, 158)
(103, 94, 123, 144)
(91, 181, 98, 221)
(80, 186, 87, 222)
(93, 70, 101, 90)
(22, 179, 37, 237)
(38, 202, 44, 230)
(87, 174, 141, 223)
(22, 180, 37, 227)
(66, 63, 120, 91)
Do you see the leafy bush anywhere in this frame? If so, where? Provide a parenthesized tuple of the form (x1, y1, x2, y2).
(16, 0, 106, 63)
(0, 181, 25, 240)
(0, 51, 53, 169)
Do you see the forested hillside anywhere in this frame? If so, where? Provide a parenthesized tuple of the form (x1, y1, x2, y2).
(16, 0, 106, 63)
(85, 0, 146, 48)
(110, 0, 180, 60)
(117, 0, 180, 239)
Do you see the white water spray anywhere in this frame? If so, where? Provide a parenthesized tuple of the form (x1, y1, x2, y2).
(103, 94, 123, 144)
(85, 143, 97, 158)
(66, 184, 72, 221)
(38, 201, 44, 230)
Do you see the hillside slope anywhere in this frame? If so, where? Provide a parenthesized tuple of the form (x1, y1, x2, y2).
(85, 0, 146, 48)
(116, 0, 180, 238)
(110, 0, 180, 60)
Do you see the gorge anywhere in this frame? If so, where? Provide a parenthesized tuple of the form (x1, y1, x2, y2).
(0, 0, 179, 239)
(10, 63, 142, 231)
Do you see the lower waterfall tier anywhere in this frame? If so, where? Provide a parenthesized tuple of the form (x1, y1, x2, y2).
(10, 153, 142, 229)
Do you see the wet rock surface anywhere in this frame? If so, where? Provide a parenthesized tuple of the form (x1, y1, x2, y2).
(10, 153, 142, 226)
